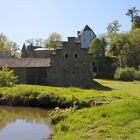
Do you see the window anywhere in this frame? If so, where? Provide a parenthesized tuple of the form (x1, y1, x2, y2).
(65, 54, 68, 58)
(75, 54, 78, 58)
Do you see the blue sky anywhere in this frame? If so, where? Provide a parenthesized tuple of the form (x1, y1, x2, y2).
(0, 0, 140, 47)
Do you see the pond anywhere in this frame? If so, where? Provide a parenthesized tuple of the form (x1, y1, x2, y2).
(0, 106, 52, 140)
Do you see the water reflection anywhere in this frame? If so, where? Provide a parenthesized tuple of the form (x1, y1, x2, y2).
(0, 106, 52, 140)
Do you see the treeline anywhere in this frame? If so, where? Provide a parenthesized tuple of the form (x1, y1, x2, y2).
(89, 7, 140, 80)
(0, 32, 62, 58)
(0, 33, 20, 57)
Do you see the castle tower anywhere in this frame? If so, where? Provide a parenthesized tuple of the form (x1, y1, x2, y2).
(77, 25, 96, 49)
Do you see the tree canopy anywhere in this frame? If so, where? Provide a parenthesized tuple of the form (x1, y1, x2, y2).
(0, 33, 19, 57)
(45, 32, 62, 48)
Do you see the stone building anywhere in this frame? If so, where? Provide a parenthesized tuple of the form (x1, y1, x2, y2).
(21, 43, 55, 58)
(0, 58, 50, 85)
(0, 26, 95, 87)
(47, 37, 93, 87)
(77, 25, 96, 49)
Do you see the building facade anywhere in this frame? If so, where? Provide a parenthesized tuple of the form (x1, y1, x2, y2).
(0, 26, 95, 87)
(47, 37, 93, 87)
(77, 25, 96, 49)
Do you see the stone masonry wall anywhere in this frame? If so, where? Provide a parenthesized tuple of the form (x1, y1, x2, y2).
(47, 37, 93, 87)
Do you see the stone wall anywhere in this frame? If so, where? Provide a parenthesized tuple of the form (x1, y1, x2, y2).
(12, 67, 47, 85)
(47, 37, 93, 87)
(12, 68, 27, 84)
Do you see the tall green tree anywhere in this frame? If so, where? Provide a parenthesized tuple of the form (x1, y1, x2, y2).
(89, 36, 107, 74)
(106, 20, 121, 36)
(126, 7, 140, 30)
(0, 33, 19, 57)
(45, 32, 62, 48)
(126, 7, 140, 23)
(132, 15, 140, 29)
(126, 28, 140, 67)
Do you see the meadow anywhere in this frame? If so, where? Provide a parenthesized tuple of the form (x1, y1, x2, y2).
(0, 79, 140, 139)
(51, 79, 140, 140)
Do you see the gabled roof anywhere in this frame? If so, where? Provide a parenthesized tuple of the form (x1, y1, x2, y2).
(0, 58, 50, 68)
(78, 25, 96, 36)
(82, 25, 93, 32)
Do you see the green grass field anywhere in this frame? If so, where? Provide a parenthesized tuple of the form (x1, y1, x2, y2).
(51, 79, 140, 140)
(0, 79, 140, 139)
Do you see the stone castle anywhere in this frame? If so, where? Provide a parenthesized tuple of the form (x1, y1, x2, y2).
(0, 25, 96, 87)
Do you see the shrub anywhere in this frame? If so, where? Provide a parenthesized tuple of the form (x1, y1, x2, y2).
(114, 67, 136, 81)
(0, 66, 18, 87)
(135, 70, 140, 81)
(50, 107, 76, 124)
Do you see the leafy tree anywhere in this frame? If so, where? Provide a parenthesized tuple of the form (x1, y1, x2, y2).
(0, 67, 18, 87)
(89, 37, 106, 57)
(89, 36, 107, 74)
(0, 33, 20, 57)
(25, 38, 44, 46)
(126, 28, 140, 67)
(107, 28, 140, 68)
(126, 7, 140, 23)
(114, 67, 136, 81)
(106, 20, 122, 57)
(10, 41, 20, 57)
(132, 15, 140, 29)
(45, 32, 62, 48)
(126, 7, 140, 30)
(106, 20, 121, 36)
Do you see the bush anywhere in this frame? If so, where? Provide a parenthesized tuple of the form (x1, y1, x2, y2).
(114, 67, 136, 81)
(0, 67, 18, 87)
(135, 70, 140, 81)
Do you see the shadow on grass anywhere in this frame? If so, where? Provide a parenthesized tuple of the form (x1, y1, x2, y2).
(89, 80, 112, 91)
(30, 80, 112, 91)
(47, 80, 112, 91)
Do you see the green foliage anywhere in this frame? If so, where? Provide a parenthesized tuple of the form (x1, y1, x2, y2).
(50, 107, 76, 124)
(132, 15, 140, 29)
(106, 20, 121, 35)
(126, 7, 140, 29)
(0, 33, 19, 57)
(89, 36, 107, 56)
(0, 67, 18, 87)
(89, 36, 109, 77)
(126, 7, 140, 23)
(135, 70, 140, 81)
(107, 28, 140, 68)
(45, 32, 62, 48)
(0, 87, 91, 108)
(114, 67, 136, 81)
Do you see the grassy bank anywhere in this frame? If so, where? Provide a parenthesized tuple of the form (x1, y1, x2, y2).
(0, 79, 140, 139)
(0, 80, 121, 108)
(51, 79, 140, 140)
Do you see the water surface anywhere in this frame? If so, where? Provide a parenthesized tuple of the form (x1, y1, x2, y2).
(0, 106, 52, 140)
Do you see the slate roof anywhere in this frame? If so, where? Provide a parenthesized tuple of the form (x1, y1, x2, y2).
(0, 58, 50, 68)
(78, 25, 96, 36)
